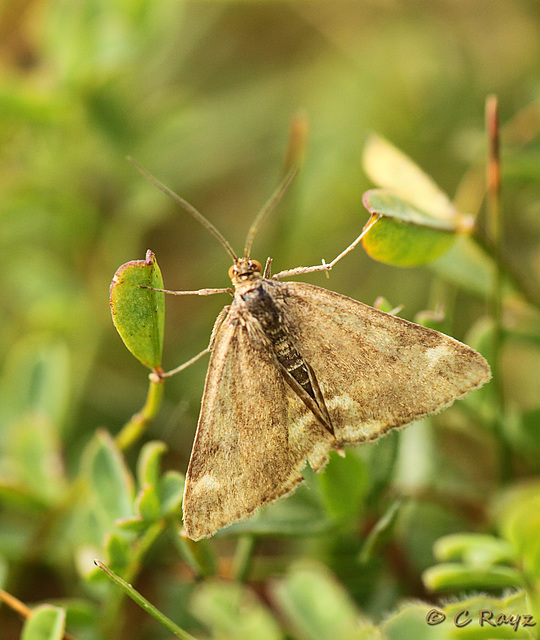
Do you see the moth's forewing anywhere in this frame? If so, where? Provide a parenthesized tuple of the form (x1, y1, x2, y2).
(183, 308, 335, 541)
(273, 280, 490, 444)
(183, 278, 490, 540)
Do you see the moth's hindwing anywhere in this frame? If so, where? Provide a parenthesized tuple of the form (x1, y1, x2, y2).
(272, 280, 490, 444)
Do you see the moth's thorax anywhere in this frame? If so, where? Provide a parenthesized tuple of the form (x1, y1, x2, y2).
(229, 257, 263, 289)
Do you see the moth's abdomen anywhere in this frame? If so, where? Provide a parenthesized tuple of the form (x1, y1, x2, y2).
(241, 284, 314, 400)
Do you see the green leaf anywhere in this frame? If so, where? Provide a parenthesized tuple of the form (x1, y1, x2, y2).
(83, 430, 135, 533)
(159, 471, 185, 517)
(383, 604, 446, 640)
(422, 562, 524, 591)
(383, 593, 533, 640)
(433, 533, 516, 566)
(104, 530, 130, 571)
(110, 249, 165, 370)
(223, 483, 332, 537)
(317, 450, 369, 525)
(358, 499, 404, 564)
(431, 234, 496, 297)
(136, 484, 161, 522)
(361, 212, 457, 267)
(0, 335, 71, 429)
(363, 190, 458, 231)
(361, 135, 478, 267)
(115, 516, 147, 533)
(192, 581, 283, 640)
(137, 440, 167, 488)
(272, 562, 377, 640)
(495, 482, 540, 581)
(22, 605, 65, 640)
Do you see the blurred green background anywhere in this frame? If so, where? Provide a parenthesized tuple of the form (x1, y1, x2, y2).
(2, 1, 540, 639)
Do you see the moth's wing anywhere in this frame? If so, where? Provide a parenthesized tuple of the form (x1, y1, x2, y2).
(182, 311, 335, 540)
(273, 281, 491, 445)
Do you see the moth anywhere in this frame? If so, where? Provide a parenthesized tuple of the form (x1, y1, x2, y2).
(132, 162, 491, 541)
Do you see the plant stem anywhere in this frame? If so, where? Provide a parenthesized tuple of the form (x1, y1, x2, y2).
(95, 560, 199, 640)
(486, 95, 511, 481)
(233, 535, 257, 582)
(115, 375, 165, 451)
(99, 519, 167, 639)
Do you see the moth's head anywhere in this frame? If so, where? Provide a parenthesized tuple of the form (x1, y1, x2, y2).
(228, 257, 263, 283)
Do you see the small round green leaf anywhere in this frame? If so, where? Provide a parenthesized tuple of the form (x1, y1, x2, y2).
(361, 213, 456, 267)
(110, 250, 165, 370)
(22, 605, 66, 640)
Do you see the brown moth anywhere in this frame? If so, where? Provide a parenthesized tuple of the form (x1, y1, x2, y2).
(132, 161, 491, 541)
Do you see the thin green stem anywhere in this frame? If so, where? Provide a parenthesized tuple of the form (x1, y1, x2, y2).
(232, 535, 257, 582)
(95, 559, 199, 640)
(115, 375, 165, 451)
(486, 95, 511, 482)
(99, 519, 168, 639)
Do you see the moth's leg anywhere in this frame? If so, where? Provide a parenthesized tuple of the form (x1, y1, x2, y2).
(159, 347, 210, 379)
(263, 257, 273, 278)
(273, 214, 382, 280)
(141, 285, 233, 296)
(157, 306, 231, 379)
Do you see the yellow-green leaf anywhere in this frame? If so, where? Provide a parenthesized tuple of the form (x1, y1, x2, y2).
(361, 214, 456, 267)
(110, 250, 165, 370)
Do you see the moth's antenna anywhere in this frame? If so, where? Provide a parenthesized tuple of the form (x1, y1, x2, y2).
(128, 157, 238, 261)
(244, 166, 299, 259)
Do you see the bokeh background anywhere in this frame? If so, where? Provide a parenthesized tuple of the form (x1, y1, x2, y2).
(2, 1, 540, 639)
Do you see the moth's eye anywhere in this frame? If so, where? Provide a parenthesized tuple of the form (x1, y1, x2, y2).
(251, 260, 262, 273)
(228, 265, 237, 279)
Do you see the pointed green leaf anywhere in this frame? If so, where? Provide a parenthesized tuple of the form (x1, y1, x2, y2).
(136, 484, 161, 522)
(104, 530, 130, 571)
(358, 499, 404, 564)
(423, 562, 524, 592)
(363, 134, 457, 221)
(110, 250, 165, 370)
(22, 605, 65, 640)
(137, 440, 167, 488)
(115, 516, 147, 533)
